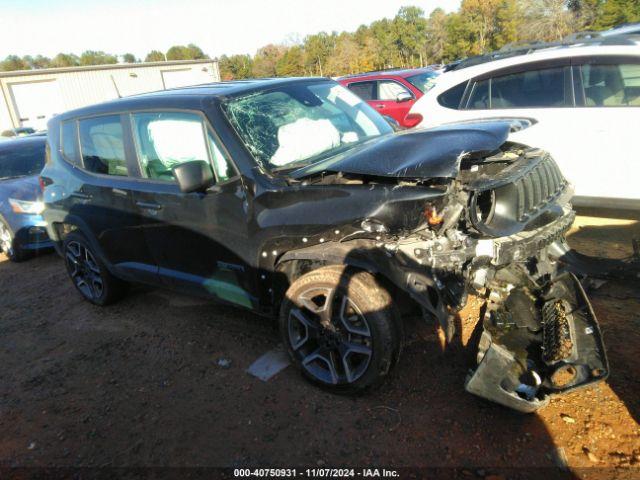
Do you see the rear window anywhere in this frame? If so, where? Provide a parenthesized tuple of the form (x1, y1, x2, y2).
(78, 116, 128, 176)
(437, 81, 467, 109)
(0, 141, 45, 179)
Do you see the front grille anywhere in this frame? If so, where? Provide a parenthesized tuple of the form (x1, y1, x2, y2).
(515, 155, 567, 221)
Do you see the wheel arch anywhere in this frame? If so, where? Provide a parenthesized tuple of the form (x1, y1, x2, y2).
(275, 241, 440, 320)
(52, 216, 115, 274)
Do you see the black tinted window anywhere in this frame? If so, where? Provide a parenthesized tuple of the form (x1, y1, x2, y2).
(61, 121, 80, 165)
(490, 67, 566, 108)
(467, 79, 490, 109)
(0, 141, 45, 179)
(437, 81, 467, 109)
(347, 81, 376, 101)
(78, 116, 128, 176)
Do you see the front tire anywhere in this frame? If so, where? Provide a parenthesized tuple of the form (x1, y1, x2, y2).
(63, 231, 126, 306)
(280, 266, 402, 394)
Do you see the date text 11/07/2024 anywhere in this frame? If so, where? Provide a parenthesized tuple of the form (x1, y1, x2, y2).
(233, 468, 400, 478)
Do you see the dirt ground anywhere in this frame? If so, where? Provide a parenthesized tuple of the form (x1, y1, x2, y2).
(0, 211, 639, 478)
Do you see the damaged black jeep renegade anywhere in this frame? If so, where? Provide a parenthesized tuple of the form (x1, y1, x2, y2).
(41, 78, 608, 412)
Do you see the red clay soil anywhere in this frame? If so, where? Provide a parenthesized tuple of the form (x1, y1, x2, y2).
(0, 213, 638, 479)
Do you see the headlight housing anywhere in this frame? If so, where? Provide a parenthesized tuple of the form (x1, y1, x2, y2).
(8, 198, 45, 215)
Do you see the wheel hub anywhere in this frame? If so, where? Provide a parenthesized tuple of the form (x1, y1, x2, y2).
(288, 286, 373, 385)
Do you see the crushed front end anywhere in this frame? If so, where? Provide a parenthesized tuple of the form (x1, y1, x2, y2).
(284, 121, 609, 411)
(391, 146, 609, 412)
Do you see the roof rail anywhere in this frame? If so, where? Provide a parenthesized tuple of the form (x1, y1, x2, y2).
(338, 65, 432, 79)
(445, 34, 640, 72)
(611, 22, 640, 30)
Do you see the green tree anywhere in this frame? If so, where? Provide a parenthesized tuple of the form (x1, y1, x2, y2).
(122, 53, 137, 63)
(568, 0, 604, 30)
(79, 50, 118, 66)
(303, 32, 336, 76)
(0, 55, 29, 71)
(166, 44, 207, 60)
(393, 6, 428, 67)
(276, 45, 306, 76)
(30, 55, 52, 69)
(145, 50, 165, 62)
(253, 44, 287, 77)
(425, 8, 449, 64)
(595, 0, 640, 29)
(50, 53, 80, 68)
(219, 54, 253, 80)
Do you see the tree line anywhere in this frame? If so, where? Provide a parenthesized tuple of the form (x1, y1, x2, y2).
(219, 0, 639, 79)
(0, 44, 207, 72)
(1, 0, 638, 76)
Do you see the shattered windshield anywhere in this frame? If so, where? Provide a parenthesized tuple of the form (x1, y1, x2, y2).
(223, 81, 393, 172)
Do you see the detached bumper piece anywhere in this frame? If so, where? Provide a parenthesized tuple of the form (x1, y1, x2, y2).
(465, 273, 608, 412)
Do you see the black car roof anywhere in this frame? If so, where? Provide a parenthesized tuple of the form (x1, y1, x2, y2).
(53, 77, 332, 122)
(0, 135, 46, 153)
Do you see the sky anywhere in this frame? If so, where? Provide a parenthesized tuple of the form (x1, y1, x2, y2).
(0, 0, 461, 60)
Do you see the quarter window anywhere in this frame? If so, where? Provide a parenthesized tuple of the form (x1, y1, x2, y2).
(60, 121, 80, 166)
(78, 116, 128, 176)
(437, 81, 467, 109)
(581, 63, 640, 107)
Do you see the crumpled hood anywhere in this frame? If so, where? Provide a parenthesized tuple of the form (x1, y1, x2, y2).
(291, 120, 512, 180)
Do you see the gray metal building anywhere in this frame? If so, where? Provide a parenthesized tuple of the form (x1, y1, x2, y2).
(0, 59, 220, 133)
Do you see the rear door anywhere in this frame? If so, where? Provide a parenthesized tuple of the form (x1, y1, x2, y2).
(128, 110, 256, 308)
(71, 114, 158, 283)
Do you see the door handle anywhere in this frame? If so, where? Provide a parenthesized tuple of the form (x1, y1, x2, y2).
(135, 201, 163, 211)
(70, 191, 92, 200)
(376, 104, 385, 109)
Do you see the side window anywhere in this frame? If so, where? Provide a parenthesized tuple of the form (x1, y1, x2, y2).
(467, 79, 490, 109)
(60, 120, 80, 166)
(490, 67, 566, 108)
(132, 111, 213, 182)
(347, 81, 376, 101)
(377, 80, 411, 101)
(78, 116, 128, 176)
(582, 63, 640, 107)
(437, 81, 467, 109)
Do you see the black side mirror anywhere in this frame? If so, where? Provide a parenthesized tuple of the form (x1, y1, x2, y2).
(173, 160, 215, 193)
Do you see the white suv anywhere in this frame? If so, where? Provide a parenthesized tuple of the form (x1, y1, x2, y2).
(409, 37, 640, 209)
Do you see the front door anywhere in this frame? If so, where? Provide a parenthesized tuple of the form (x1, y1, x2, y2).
(128, 110, 257, 308)
(372, 79, 416, 126)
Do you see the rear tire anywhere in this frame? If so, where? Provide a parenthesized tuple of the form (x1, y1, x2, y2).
(0, 217, 29, 262)
(280, 265, 402, 394)
(63, 231, 127, 306)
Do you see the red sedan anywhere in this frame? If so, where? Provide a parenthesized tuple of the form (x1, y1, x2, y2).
(337, 67, 440, 128)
